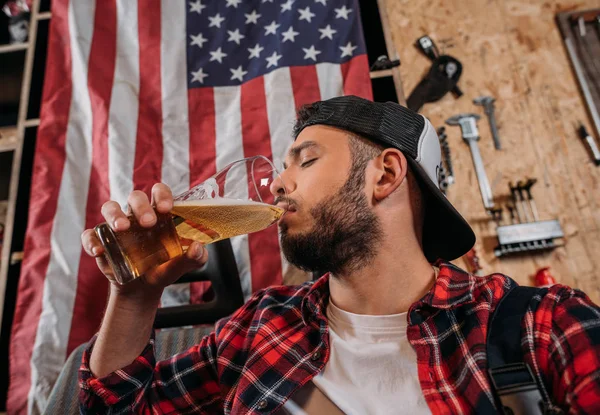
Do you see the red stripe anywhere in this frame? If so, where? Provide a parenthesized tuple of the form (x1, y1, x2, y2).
(66, 0, 117, 356)
(7, 0, 73, 411)
(341, 54, 373, 100)
(241, 77, 282, 291)
(132, 0, 163, 194)
(187, 87, 217, 303)
(289, 66, 321, 110)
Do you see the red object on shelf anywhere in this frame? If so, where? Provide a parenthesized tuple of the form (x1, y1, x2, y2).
(534, 267, 557, 287)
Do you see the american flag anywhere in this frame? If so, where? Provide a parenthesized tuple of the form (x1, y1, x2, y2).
(8, 0, 371, 413)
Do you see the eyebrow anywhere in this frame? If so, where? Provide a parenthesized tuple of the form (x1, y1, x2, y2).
(282, 141, 320, 169)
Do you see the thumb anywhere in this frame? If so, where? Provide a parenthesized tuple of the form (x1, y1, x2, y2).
(144, 242, 208, 286)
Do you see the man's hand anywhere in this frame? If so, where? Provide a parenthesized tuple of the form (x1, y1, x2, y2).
(80, 183, 208, 297)
(82, 183, 209, 378)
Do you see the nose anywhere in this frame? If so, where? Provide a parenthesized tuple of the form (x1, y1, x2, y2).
(270, 169, 293, 198)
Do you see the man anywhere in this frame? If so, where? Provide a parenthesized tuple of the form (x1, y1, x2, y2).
(79, 96, 600, 414)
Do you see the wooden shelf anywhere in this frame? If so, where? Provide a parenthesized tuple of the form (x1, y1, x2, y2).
(37, 11, 51, 20)
(24, 118, 40, 128)
(0, 128, 19, 154)
(370, 69, 394, 79)
(0, 42, 28, 54)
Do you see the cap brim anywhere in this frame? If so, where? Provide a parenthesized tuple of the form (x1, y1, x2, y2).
(406, 158, 476, 262)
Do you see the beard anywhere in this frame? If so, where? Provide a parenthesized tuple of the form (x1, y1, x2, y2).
(279, 167, 384, 277)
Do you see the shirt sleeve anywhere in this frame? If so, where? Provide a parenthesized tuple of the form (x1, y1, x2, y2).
(79, 329, 223, 414)
(535, 285, 600, 414)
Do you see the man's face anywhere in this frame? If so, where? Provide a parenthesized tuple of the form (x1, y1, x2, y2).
(275, 125, 384, 276)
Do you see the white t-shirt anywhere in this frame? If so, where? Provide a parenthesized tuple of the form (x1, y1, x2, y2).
(309, 299, 431, 415)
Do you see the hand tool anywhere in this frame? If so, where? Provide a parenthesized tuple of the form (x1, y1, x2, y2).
(437, 127, 455, 185)
(516, 180, 533, 223)
(473, 96, 502, 150)
(488, 207, 504, 226)
(577, 123, 600, 165)
(522, 178, 539, 221)
(506, 204, 517, 224)
(446, 114, 495, 209)
(509, 182, 526, 223)
(559, 16, 600, 141)
(415, 35, 463, 98)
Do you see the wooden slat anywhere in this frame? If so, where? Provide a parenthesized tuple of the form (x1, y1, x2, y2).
(380, 0, 600, 303)
(0, 42, 28, 54)
(37, 11, 51, 20)
(0, 0, 41, 335)
(0, 127, 19, 153)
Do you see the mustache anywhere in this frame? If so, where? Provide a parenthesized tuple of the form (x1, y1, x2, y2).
(274, 196, 298, 209)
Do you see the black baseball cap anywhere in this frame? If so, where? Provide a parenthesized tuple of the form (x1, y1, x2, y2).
(293, 95, 475, 262)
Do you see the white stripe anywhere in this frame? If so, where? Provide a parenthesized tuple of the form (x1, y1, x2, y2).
(316, 62, 343, 100)
(263, 67, 302, 286)
(159, 0, 190, 307)
(28, 1, 96, 413)
(214, 87, 253, 300)
(108, 0, 139, 207)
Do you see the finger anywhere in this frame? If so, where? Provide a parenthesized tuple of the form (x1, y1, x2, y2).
(81, 229, 104, 257)
(151, 183, 174, 214)
(101, 201, 130, 231)
(127, 190, 156, 227)
(95, 255, 115, 280)
(145, 242, 208, 286)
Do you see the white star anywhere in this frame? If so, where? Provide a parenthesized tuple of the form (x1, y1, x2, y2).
(315, 0, 327, 4)
(318, 24, 336, 40)
(227, 29, 245, 45)
(282, 26, 299, 42)
(190, 33, 208, 48)
(230, 65, 248, 82)
(248, 44, 264, 59)
(209, 47, 227, 63)
(302, 45, 321, 61)
(264, 21, 280, 35)
(281, 0, 294, 12)
(266, 51, 283, 68)
(208, 13, 225, 28)
(339, 41, 357, 57)
(245, 10, 261, 24)
(226, 0, 242, 7)
(191, 68, 208, 84)
(189, 0, 206, 14)
(298, 6, 316, 23)
(335, 5, 352, 19)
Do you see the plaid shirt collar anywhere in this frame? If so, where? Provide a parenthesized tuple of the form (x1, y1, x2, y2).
(300, 261, 478, 325)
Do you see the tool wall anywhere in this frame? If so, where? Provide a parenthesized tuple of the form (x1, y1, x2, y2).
(381, 0, 600, 303)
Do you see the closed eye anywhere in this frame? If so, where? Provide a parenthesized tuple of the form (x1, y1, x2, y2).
(300, 159, 317, 168)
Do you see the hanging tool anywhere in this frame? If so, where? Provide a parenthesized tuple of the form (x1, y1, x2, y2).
(437, 127, 455, 186)
(415, 35, 463, 97)
(407, 35, 464, 112)
(559, 13, 600, 141)
(522, 178, 539, 221)
(516, 180, 534, 223)
(446, 114, 495, 209)
(493, 177, 564, 257)
(577, 123, 600, 165)
(473, 96, 502, 150)
(509, 181, 526, 223)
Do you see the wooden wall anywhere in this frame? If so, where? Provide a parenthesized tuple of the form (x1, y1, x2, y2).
(380, 0, 600, 303)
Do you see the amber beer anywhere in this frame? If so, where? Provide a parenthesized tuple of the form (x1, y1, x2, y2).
(95, 198, 285, 284)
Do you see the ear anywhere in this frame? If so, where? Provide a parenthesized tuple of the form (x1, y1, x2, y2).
(372, 149, 408, 202)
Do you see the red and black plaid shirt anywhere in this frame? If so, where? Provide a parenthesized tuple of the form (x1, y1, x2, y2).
(79, 262, 600, 414)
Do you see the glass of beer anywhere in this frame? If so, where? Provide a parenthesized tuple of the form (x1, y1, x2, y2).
(94, 155, 286, 285)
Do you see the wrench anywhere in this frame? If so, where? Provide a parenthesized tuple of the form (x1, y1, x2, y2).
(446, 113, 495, 209)
(473, 96, 502, 150)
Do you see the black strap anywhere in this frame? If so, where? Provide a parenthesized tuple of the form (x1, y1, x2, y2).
(487, 285, 555, 415)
